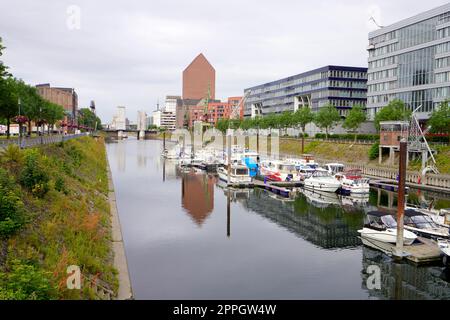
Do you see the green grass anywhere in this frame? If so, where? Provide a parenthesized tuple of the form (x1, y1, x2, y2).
(0, 136, 117, 299)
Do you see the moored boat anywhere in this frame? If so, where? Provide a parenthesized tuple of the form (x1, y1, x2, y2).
(403, 209, 449, 240)
(259, 160, 300, 182)
(304, 168, 341, 192)
(217, 164, 252, 184)
(358, 211, 417, 245)
(335, 169, 370, 194)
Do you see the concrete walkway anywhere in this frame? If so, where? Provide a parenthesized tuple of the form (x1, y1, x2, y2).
(106, 157, 133, 300)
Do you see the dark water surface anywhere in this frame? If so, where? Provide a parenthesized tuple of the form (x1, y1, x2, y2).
(106, 138, 450, 300)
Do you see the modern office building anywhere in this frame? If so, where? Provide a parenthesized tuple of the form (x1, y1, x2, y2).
(164, 95, 180, 113)
(243, 65, 367, 118)
(367, 3, 450, 120)
(182, 53, 216, 100)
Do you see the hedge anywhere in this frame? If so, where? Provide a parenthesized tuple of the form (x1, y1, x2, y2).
(314, 133, 379, 141)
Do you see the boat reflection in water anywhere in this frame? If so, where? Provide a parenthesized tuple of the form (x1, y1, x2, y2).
(238, 187, 365, 249)
(361, 246, 450, 299)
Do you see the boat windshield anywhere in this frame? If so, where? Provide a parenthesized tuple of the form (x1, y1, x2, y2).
(313, 170, 331, 177)
(407, 215, 436, 229)
(381, 215, 397, 228)
(279, 164, 296, 172)
(234, 168, 249, 175)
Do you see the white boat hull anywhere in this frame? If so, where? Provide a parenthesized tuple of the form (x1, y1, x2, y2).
(304, 180, 341, 193)
(358, 227, 417, 245)
(217, 170, 252, 184)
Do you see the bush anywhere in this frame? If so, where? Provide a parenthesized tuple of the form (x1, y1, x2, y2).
(20, 149, 50, 198)
(54, 176, 67, 194)
(0, 260, 56, 300)
(314, 133, 378, 141)
(0, 168, 25, 237)
(369, 142, 380, 160)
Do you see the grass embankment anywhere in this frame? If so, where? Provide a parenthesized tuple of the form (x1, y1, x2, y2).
(280, 138, 450, 174)
(0, 136, 117, 299)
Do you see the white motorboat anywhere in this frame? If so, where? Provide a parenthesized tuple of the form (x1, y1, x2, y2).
(304, 168, 341, 193)
(259, 160, 300, 182)
(335, 169, 370, 194)
(403, 209, 449, 240)
(406, 207, 450, 228)
(217, 165, 252, 184)
(358, 211, 417, 245)
(297, 165, 316, 180)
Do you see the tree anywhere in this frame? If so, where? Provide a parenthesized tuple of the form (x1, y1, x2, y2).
(78, 108, 102, 131)
(293, 107, 314, 153)
(279, 111, 294, 134)
(343, 105, 367, 142)
(374, 99, 411, 131)
(0, 77, 19, 138)
(428, 100, 450, 143)
(313, 104, 341, 139)
(43, 102, 65, 133)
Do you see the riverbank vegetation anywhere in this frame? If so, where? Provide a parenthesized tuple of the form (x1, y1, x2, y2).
(0, 136, 117, 299)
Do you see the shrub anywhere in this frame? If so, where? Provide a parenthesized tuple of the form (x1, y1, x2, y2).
(20, 149, 50, 198)
(54, 176, 67, 194)
(0, 260, 56, 300)
(0, 168, 25, 237)
(369, 142, 380, 160)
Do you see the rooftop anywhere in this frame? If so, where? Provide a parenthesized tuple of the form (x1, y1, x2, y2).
(369, 3, 450, 38)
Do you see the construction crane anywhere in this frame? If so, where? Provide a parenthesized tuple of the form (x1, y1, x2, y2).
(229, 90, 251, 120)
(408, 105, 439, 175)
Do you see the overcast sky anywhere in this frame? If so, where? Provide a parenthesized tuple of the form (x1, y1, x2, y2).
(0, 0, 448, 123)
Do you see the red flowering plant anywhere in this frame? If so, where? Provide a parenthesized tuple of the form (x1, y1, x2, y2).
(14, 115, 29, 124)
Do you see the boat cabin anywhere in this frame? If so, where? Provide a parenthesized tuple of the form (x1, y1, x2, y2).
(324, 163, 345, 174)
(404, 209, 440, 230)
(364, 211, 397, 231)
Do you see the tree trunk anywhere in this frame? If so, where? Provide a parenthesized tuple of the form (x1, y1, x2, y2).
(301, 125, 305, 154)
(28, 120, 32, 137)
(325, 128, 328, 140)
(354, 132, 357, 143)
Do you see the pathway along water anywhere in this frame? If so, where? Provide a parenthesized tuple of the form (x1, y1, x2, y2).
(106, 138, 450, 300)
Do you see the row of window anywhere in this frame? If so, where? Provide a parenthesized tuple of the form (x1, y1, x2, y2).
(368, 81, 397, 93)
(369, 43, 397, 58)
(369, 56, 398, 69)
(436, 41, 450, 54)
(437, 26, 450, 39)
(435, 56, 450, 69)
(329, 80, 367, 89)
(370, 31, 398, 46)
(435, 71, 450, 83)
(249, 71, 367, 94)
(368, 68, 397, 81)
(368, 87, 450, 105)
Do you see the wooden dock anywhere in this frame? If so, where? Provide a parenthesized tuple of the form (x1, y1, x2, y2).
(369, 179, 410, 193)
(361, 236, 441, 264)
(225, 179, 302, 198)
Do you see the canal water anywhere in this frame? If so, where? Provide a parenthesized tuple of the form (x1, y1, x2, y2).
(106, 138, 450, 300)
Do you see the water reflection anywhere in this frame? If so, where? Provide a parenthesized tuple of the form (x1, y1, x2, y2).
(181, 170, 215, 226)
(237, 188, 365, 249)
(361, 246, 450, 299)
(116, 140, 126, 172)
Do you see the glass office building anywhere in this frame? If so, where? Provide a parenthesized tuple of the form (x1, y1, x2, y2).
(243, 65, 367, 118)
(367, 3, 450, 120)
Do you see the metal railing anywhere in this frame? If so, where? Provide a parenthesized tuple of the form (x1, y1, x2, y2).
(0, 133, 89, 149)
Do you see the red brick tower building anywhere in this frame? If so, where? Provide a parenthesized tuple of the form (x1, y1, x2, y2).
(182, 53, 215, 100)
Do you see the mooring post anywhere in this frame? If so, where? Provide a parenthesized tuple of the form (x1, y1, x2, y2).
(227, 189, 231, 238)
(163, 131, 166, 152)
(227, 133, 231, 184)
(394, 139, 407, 259)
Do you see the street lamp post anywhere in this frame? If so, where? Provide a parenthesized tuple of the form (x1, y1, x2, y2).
(18, 97, 22, 147)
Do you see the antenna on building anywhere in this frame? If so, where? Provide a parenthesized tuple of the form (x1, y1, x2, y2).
(369, 16, 384, 29)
